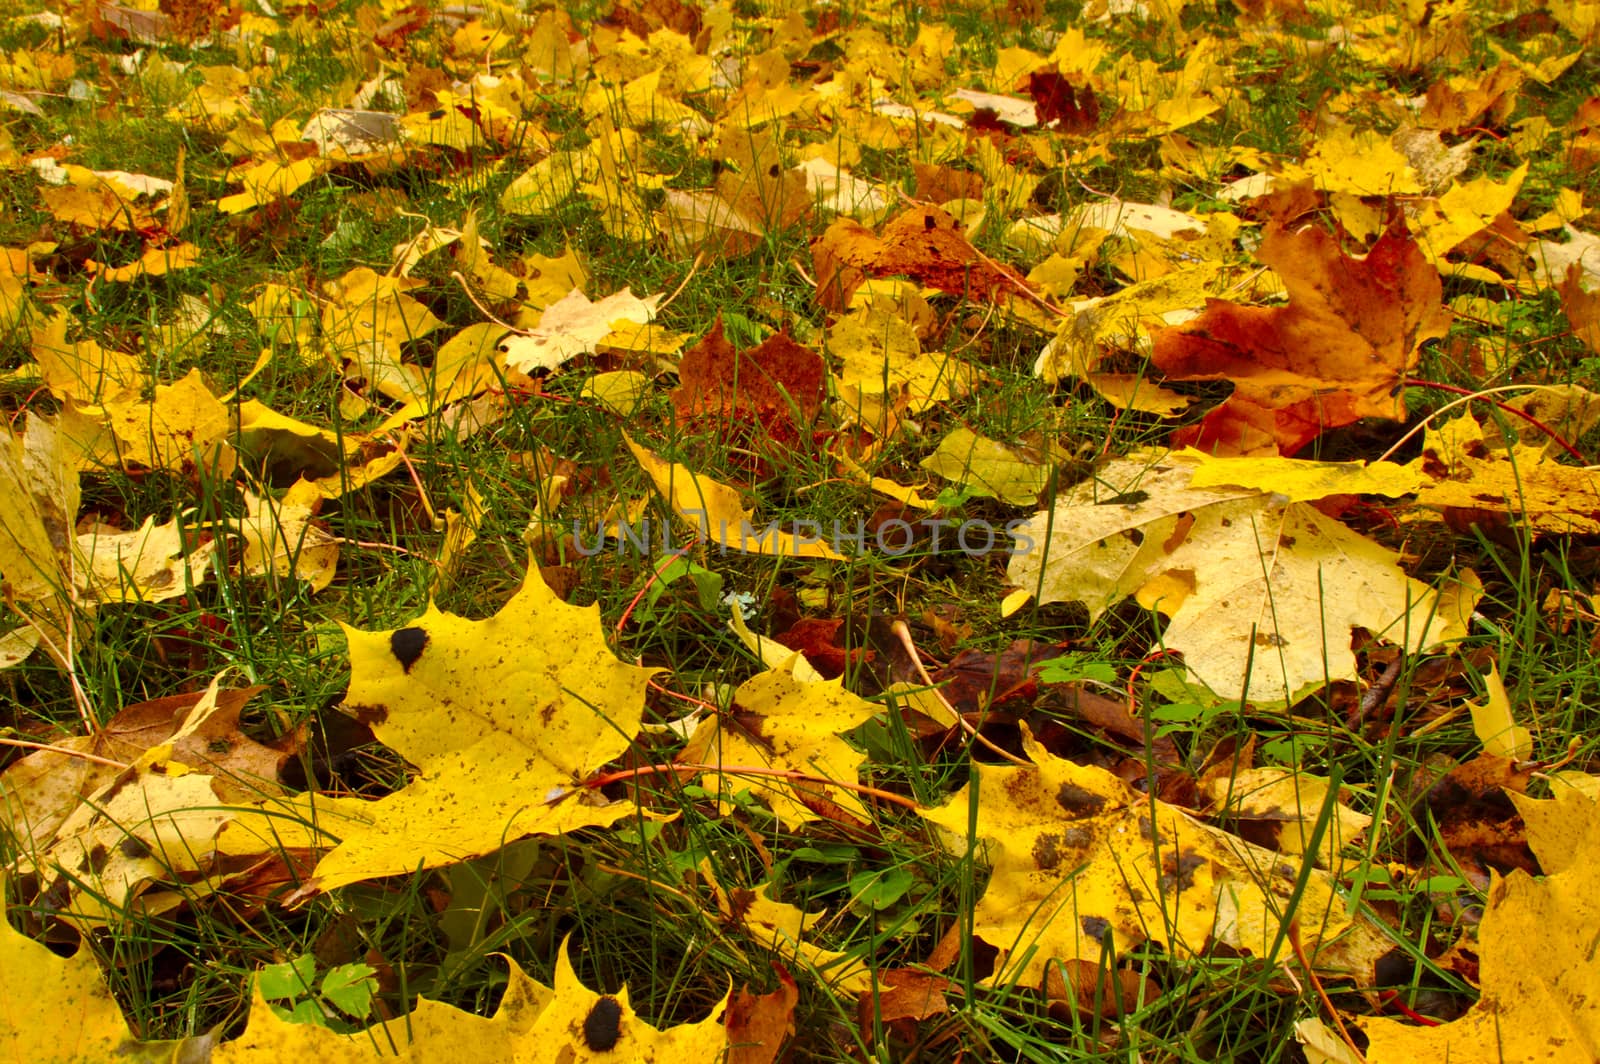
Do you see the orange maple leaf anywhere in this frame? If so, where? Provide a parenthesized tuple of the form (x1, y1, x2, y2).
(1152, 223, 1451, 455)
(811, 205, 1035, 312)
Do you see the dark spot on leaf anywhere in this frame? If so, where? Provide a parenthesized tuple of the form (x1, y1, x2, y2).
(390, 627, 429, 672)
(86, 844, 110, 873)
(1062, 826, 1091, 848)
(1055, 783, 1106, 817)
(1081, 915, 1111, 940)
(119, 837, 152, 859)
(1253, 631, 1288, 647)
(208, 738, 231, 754)
(1138, 816, 1166, 844)
(344, 702, 389, 726)
(427, 109, 446, 119)
(1033, 832, 1062, 871)
(583, 996, 624, 1051)
(1159, 851, 1206, 892)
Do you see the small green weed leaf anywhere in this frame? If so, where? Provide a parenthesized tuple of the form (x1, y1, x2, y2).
(257, 956, 317, 1002)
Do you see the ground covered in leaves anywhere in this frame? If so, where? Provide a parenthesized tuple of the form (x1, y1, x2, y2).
(3, 0, 1600, 1060)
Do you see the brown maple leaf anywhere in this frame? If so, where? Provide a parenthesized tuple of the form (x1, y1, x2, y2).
(1026, 71, 1100, 133)
(1152, 222, 1451, 455)
(671, 318, 826, 446)
(811, 205, 1036, 312)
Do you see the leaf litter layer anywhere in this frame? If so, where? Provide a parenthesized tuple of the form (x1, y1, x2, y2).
(2, 0, 1600, 1060)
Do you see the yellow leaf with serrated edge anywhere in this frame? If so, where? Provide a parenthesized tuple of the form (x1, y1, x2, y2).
(0, 880, 151, 1062)
(1467, 665, 1533, 759)
(920, 427, 1061, 506)
(217, 157, 331, 214)
(214, 960, 547, 1062)
(1417, 416, 1600, 534)
(684, 660, 880, 827)
(302, 565, 657, 893)
(1362, 786, 1600, 1062)
(1182, 448, 1423, 501)
(704, 863, 873, 993)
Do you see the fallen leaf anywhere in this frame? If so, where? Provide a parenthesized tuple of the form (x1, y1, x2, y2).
(0, 881, 153, 1061)
(0, 414, 79, 667)
(300, 565, 657, 893)
(1008, 450, 1463, 702)
(812, 205, 1036, 312)
(217, 156, 332, 214)
(920, 427, 1061, 505)
(1467, 664, 1533, 760)
(921, 725, 1386, 988)
(1361, 785, 1600, 1062)
(684, 658, 881, 826)
(212, 954, 550, 1062)
(237, 480, 340, 591)
(500, 287, 659, 374)
(1152, 223, 1451, 455)
(75, 514, 215, 606)
(1417, 416, 1600, 534)
(724, 965, 797, 1064)
(672, 320, 827, 446)
(625, 436, 844, 559)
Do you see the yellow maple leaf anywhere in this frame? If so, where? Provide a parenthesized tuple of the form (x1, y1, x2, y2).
(920, 427, 1062, 506)
(237, 480, 339, 592)
(89, 241, 201, 282)
(75, 514, 216, 606)
(214, 939, 726, 1061)
(0, 414, 79, 667)
(0, 880, 152, 1061)
(31, 309, 143, 405)
(500, 287, 659, 374)
(102, 367, 235, 475)
(684, 660, 881, 827)
(1417, 415, 1600, 534)
(705, 864, 874, 994)
(1466, 664, 1533, 760)
(303, 565, 656, 893)
(1361, 784, 1600, 1061)
(217, 156, 331, 214)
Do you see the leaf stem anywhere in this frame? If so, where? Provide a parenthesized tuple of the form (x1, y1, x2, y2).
(1392, 379, 1584, 462)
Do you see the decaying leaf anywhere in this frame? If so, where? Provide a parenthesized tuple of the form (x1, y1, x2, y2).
(214, 943, 727, 1062)
(683, 658, 881, 826)
(1417, 415, 1600, 534)
(919, 427, 1062, 505)
(0, 881, 150, 1062)
(921, 725, 1387, 988)
(500, 287, 660, 374)
(625, 436, 844, 559)
(672, 319, 827, 445)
